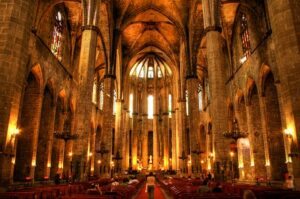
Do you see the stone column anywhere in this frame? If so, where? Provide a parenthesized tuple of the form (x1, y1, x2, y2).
(101, 76, 114, 177)
(266, 0, 300, 188)
(152, 76, 159, 170)
(202, 0, 230, 180)
(245, 104, 267, 180)
(175, 100, 186, 174)
(131, 93, 138, 170)
(121, 106, 129, 171)
(45, 104, 57, 178)
(0, 0, 36, 185)
(114, 99, 122, 171)
(258, 97, 272, 178)
(186, 77, 199, 175)
(72, 0, 100, 180)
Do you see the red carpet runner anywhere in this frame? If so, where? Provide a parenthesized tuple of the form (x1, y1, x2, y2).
(135, 183, 166, 199)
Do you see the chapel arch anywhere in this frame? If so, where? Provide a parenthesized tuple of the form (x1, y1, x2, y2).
(263, 72, 287, 180)
(14, 71, 43, 181)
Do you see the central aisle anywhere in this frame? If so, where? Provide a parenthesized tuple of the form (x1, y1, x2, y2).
(135, 183, 166, 199)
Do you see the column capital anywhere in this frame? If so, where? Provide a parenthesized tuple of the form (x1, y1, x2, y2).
(81, 25, 100, 34)
(204, 25, 222, 35)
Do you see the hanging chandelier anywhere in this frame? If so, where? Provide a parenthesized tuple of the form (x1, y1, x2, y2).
(223, 119, 248, 142)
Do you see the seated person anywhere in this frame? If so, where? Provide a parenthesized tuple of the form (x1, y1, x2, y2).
(243, 190, 257, 199)
(129, 178, 139, 184)
(197, 179, 210, 193)
(284, 176, 294, 190)
(111, 180, 119, 186)
(212, 182, 222, 193)
(87, 184, 102, 195)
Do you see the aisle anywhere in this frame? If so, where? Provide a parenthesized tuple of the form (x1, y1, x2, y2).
(135, 183, 166, 199)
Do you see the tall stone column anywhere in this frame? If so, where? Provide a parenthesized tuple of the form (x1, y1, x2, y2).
(45, 104, 57, 178)
(0, 0, 36, 186)
(101, 76, 114, 177)
(114, 99, 122, 171)
(131, 122, 138, 170)
(187, 77, 199, 174)
(258, 97, 272, 178)
(152, 77, 159, 170)
(245, 104, 266, 179)
(121, 105, 128, 170)
(202, 0, 230, 180)
(266, 0, 300, 188)
(175, 100, 186, 174)
(73, 0, 99, 179)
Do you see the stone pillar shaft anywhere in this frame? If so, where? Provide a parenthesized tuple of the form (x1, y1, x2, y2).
(101, 77, 114, 176)
(267, 0, 300, 188)
(74, 28, 97, 180)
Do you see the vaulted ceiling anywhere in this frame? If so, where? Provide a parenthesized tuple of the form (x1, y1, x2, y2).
(37, 0, 242, 79)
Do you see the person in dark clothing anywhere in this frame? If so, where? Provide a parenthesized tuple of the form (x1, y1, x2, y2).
(54, 173, 60, 185)
(207, 172, 212, 180)
(212, 182, 222, 193)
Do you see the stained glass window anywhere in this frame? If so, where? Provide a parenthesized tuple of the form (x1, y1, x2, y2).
(148, 95, 154, 119)
(51, 11, 64, 61)
(168, 94, 172, 118)
(240, 13, 251, 60)
(113, 90, 116, 115)
(198, 84, 203, 111)
(129, 93, 133, 118)
(99, 82, 104, 110)
(186, 90, 189, 116)
(148, 66, 154, 78)
(92, 81, 97, 104)
(157, 66, 162, 78)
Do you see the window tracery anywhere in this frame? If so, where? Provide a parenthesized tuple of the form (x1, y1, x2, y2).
(51, 11, 64, 61)
(240, 13, 251, 61)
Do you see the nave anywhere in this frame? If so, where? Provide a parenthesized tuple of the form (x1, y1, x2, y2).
(1, 174, 300, 199)
(1, 0, 300, 196)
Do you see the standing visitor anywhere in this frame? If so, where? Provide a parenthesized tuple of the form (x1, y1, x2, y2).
(146, 172, 155, 199)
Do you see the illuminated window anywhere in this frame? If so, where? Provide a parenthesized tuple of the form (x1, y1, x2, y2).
(186, 90, 189, 116)
(148, 95, 154, 119)
(198, 84, 203, 111)
(157, 66, 162, 78)
(168, 94, 172, 118)
(139, 67, 145, 78)
(51, 11, 64, 61)
(129, 93, 133, 118)
(148, 67, 154, 78)
(240, 13, 251, 60)
(92, 81, 97, 104)
(99, 82, 104, 110)
(113, 90, 116, 115)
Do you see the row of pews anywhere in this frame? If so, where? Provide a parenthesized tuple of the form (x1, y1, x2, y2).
(0, 177, 145, 199)
(157, 177, 300, 199)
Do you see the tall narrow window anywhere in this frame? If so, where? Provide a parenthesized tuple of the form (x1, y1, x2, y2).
(185, 90, 189, 116)
(92, 81, 97, 104)
(240, 13, 251, 61)
(148, 66, 154, 78)
(168, 94, 172, 118)
(113, 90, 117, 115)
(139, 66, 145, 78)
(129, 93, 133, 118)
(198, 84, 203, 111)
(99, 82, 104, 110)
(148, 95, 154, 119)
(157, 66, 162, 78)
(51, 11, 63, 61)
